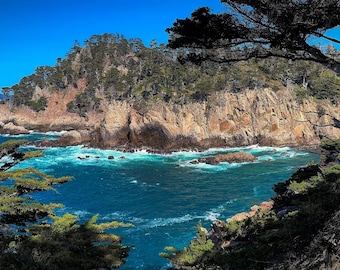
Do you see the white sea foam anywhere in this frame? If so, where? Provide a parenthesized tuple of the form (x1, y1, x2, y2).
(253, 186, 260, 197)
(257, 155, 275, 162)
(15, 141, 310, 180)
(24, 142, 302, 167)
(146, 215, 195, 228)
(203, 199, 236, 221)
(272, 146, 291, 152)
(102, 211, 132, 221)
(245, 144, 259, 149)
(0, 155, 14, 164)
(172, 145, 302, 170)
(1, 133, 26, 138)
(204, 211, 221, 221)
(181, 159, 249, 172)
(103, 210, 223, 230)
(285, 165, 299, 171)
(30, 131, 67, 136)
(169, 150, 203, 160)
(72, 210, 92, 218)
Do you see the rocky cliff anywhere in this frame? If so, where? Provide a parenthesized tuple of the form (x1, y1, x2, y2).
(1, 86, 340, 150)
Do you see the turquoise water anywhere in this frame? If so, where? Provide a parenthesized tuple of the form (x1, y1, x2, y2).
(1, 134, 319, 269)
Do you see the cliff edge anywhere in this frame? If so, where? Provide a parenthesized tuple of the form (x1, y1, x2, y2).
(1, 87, 340, 150)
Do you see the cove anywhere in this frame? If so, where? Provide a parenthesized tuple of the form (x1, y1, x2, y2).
(2, 133, 319, 269)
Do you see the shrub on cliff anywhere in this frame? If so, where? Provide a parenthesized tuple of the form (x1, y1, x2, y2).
(0, 139, 28, 155)
(0, 140, 133, 269)
(160, 221, 215, 267)
(29, 96, 48, 112)
(162, 140, 339, 269)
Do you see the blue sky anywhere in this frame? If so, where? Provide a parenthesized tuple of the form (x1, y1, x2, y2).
(1, 1, 339, 90)
(0, 0, 225, 89)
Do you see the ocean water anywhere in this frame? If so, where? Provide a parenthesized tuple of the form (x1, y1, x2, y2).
(1, 133, 319, 269)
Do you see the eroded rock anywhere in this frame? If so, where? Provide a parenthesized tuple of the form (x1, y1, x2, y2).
(0, 121, 29, 135)
(195, 151, 257, 165)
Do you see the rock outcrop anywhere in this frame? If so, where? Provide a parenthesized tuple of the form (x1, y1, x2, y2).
(191, 151, 257, 165)
(69, 88, 340, 149)
(1, 87, 340, 149)
(0, 121, 29, 135)
(226, 201, 273, 222)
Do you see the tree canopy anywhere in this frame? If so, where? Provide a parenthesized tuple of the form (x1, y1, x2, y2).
(4, 32, 340, 115)
(166, 0, 340, 73)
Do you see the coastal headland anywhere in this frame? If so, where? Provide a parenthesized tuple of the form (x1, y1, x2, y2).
(1, 85, 340, 152)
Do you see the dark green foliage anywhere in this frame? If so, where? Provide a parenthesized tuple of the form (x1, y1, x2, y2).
(319, 138, 340, 165)
(0, 140, 37, 171)
(4, 33, 340, 114)
(0, 139, 28, 154)
(0, 213, 132, 270)
(160, 221, 215, 267)
(166, 1, 340, 73)
(0, 170, 132, 269)
(164, 144, 339, 269)
(320, 138, 340, 151)
(10, 76, 36, 107)
(0, 167, 72, 224)
(0, 141, 132, 269)
(23, 150, 44, 159)
(67, 92, 91, 117)
(29, 96, 48, 112)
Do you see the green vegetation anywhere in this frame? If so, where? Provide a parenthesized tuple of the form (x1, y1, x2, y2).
(0, 139, 28, 153)
(0, 140, 133, 269)
(162, 139, 340, 269)
(160, 221, 214, 266)
(0, 211, 132, 270)
(1, 2, 338, 267)
(23, 149, 44, 159)
(166, 1, 340, 73)
(3, 33, 340, 115)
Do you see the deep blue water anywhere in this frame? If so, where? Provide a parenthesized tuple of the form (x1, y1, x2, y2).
(0, 133, 320, 269)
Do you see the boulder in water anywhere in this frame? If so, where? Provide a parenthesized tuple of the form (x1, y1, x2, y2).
(194, 151, 257, 165)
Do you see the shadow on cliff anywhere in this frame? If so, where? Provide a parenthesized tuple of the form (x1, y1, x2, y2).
(93, 123, 227, 152)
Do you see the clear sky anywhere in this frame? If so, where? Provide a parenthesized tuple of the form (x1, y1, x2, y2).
(0, 0, 226, 89)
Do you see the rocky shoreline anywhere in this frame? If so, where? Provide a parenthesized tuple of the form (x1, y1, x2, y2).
(2, 117, 337, 269)
(165, 154, 339, 269)
(0, 119, 321, 155)
(1, 87, 340, 154)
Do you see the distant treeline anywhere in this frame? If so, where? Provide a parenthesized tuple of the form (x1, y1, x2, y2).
(2, 33, 340, 115)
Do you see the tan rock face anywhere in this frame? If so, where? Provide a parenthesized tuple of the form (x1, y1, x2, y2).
(100, 88, 340, 149)
(192, 151, 256, 165)
(215, 151, 257, 163)
(226, 201, 274, 223)
(0, 79, 102, 132)
(0, 122, 29, 135)
(1, 87, 340, 149)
